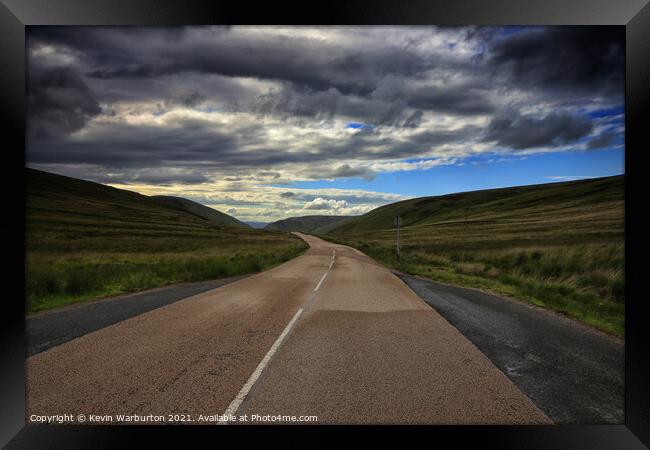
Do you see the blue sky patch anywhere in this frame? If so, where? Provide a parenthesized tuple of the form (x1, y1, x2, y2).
(273, 149, 624, 199)
(588, 106, 624, 119)
(346, 122, 372, 129)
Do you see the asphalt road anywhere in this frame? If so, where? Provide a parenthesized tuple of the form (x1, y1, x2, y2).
(26, 275, 248, 356)
(396, 274, 624, 424)
(26, 234, 549, 425)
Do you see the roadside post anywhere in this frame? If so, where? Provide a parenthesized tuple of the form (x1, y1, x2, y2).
(394, 215, 401, 262)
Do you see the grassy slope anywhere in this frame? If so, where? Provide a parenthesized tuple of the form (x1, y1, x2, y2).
(264, 215, 354, 234)
(151, 195, 251, 228)
(26, 168, 307, 313)
(323, 176, 624, 336)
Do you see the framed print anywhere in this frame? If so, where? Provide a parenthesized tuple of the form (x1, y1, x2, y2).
(1, 0, 648, 448)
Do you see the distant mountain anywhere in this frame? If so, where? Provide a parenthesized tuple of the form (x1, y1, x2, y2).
(150, 196, 250, 228)
(245, 221, 269, 229)
(264, 215, 354, 234)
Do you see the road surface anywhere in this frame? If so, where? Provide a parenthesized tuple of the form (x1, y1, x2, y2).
(396, 274, 624, 424)
(26, 234, 549, 424)
(26, 276, 248, 357)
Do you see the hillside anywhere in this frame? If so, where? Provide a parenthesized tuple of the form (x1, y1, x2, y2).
(265, 215, 354, 234)
(26, 168, 307, 312)
(328, 176, 623, 235)
(26, 168, 248, 237)
(323, 176, 625, 336)
(150, 195, 250, 228)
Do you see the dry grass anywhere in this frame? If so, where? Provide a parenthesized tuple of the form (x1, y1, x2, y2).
(323, 176, 625, 336)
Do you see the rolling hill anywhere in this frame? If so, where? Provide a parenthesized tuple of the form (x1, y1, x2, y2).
(151, 195, 250, 228)
(265, 215, 354, 234)
(327, 176, 623, 235)
(27, 168, 248, 235)
(323, 176, 625, 336)
(26, 168, 307, 312)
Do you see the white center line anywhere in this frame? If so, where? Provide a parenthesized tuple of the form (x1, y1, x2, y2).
(218, 307, 304, 424)
(219, 246, 337, 423)
(314, 272, 328, 291)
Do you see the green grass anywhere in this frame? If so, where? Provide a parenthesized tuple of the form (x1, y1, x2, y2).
(26, 169, 308, 313)
(322, 176, 625, 337)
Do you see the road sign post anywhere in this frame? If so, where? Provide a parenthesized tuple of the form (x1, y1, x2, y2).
(394, 215, 401, 262)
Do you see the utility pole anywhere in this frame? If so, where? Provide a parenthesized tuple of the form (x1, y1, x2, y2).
(394, 215, 401, 262)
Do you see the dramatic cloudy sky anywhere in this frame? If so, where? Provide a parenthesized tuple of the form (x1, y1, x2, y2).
(26, 26, 624, 222)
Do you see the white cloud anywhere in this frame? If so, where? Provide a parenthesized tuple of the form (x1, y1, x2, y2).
(303, 198, 349, 210)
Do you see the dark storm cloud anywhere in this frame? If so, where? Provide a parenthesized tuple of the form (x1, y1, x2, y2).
(28, 119, 240, 168)
(251, 84, 437, 128)
(280, 192, 295, 198)
(409, 126, 482, 146)
(300, 164, 376, 181)
(257, 171, 281, 178)
(407, 84, 494, 115)
(27, 63, 102, 138)
(484, 111, 593, 150)
(29, 116, 478, 184)
(30, 27, 421, 97)
(303, 127, 474, 164)
(28, 26, 489, 128)
(489, 26, 624, 97)
(123, 172, 209, 185)
(251, 86, 341, 121)
(587, 132, 618, 150)
(30, 164, 211, 186)
(26, 26, 624, 182)
(402, 110, 423, 128)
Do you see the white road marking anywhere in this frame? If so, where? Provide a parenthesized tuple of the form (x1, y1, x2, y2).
(218, 307, 304, 424)
(219, 246, 337, 422)
(315, 272, 328, 291)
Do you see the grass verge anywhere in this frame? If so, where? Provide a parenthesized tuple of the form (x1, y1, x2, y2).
(321, 235, 624, 338)
(27, 242, 307, 314)
(26, 168, 309, 313)
(321, 176, 624, 337)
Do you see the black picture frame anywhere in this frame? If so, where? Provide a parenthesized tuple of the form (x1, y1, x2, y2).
(1, 1, 648, 447)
